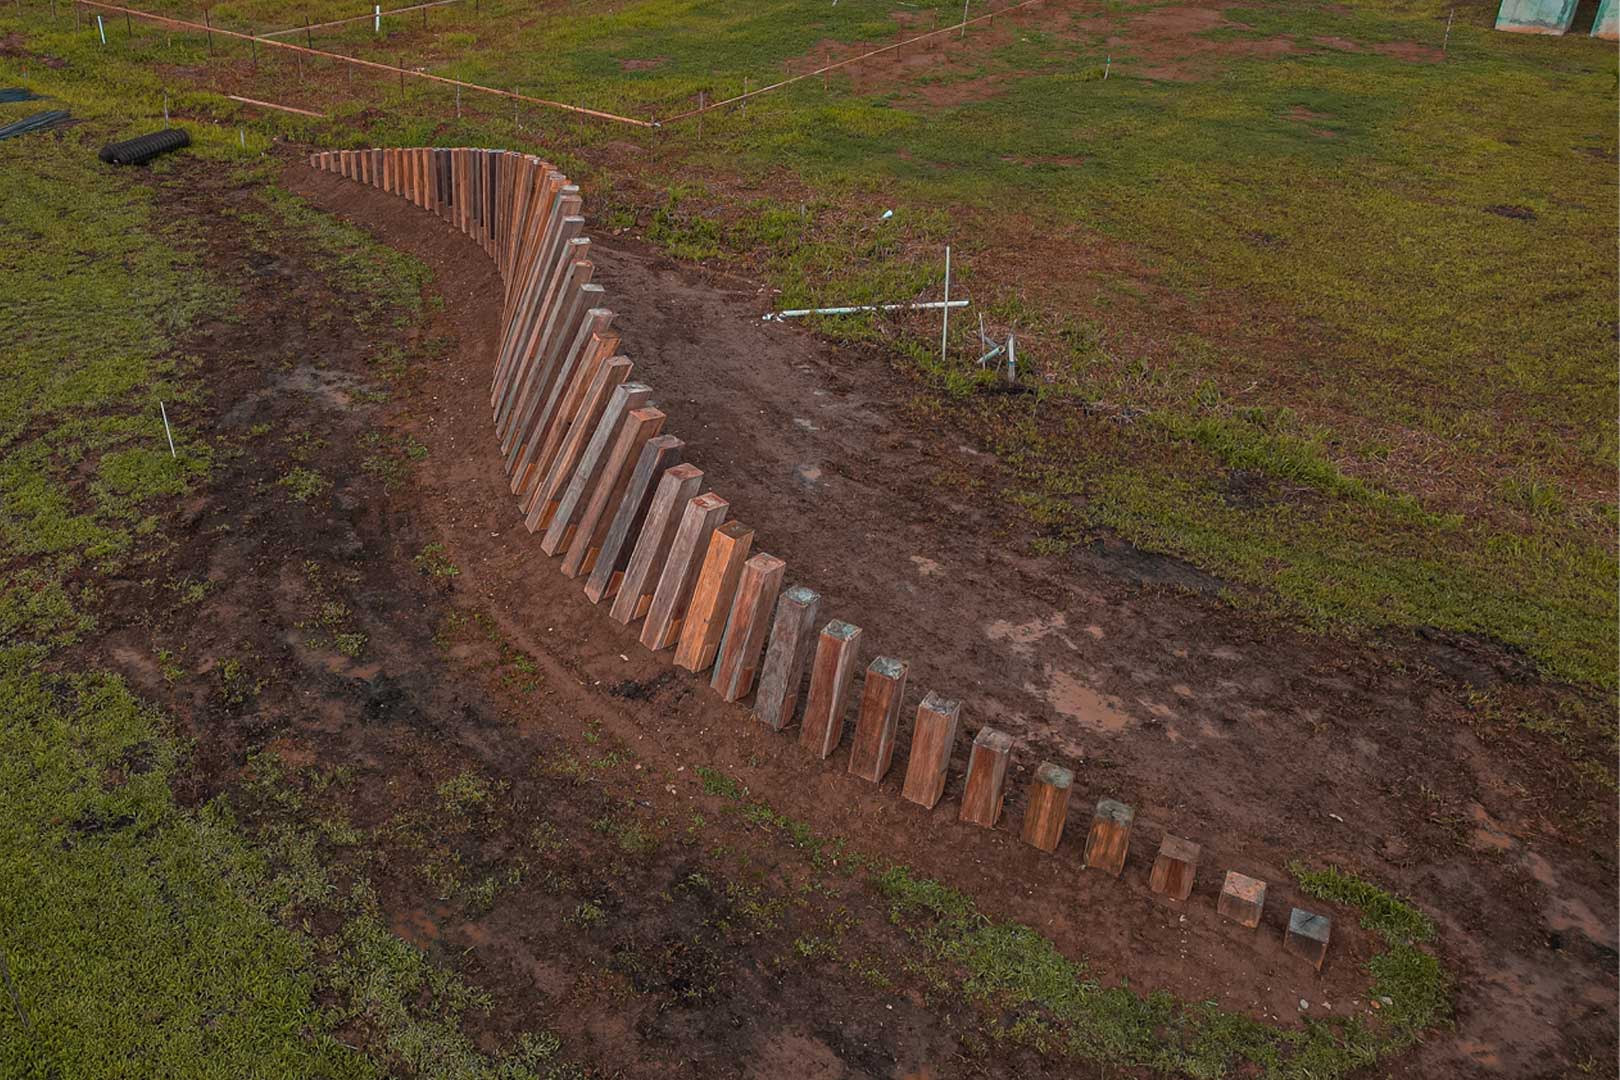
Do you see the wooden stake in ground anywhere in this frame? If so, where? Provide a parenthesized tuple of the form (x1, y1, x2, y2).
(1148, 835, 1201, 901)
(847, 656, 908, 782)
(1218, 871, 1266, 929)
(753, 586, 821, 730)
(958, 726, 1012, 827)
(799, 621, 863, 759)
(709, 553, 786, 701)
(900, 692, 959, 809)
(640, 493, 729, 651)
(562, 408, 668, 579)
(1083, 798, 1134, 876)
(541, 381, 652, 555)
(1285, 909, 1331, 971)
(673, 521, 755, 672)
(584, 436, 684, 604)
(610, 464, 704, 625)
(1020, 761, 1073, 852)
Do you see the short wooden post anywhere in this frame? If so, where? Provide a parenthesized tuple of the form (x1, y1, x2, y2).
(1019, 761, 1073, 852)
(1148, 835, 1201, 901)
(900, 692, 959, 809)
(673, 521, 755, 673)
(848, 657, 907, 782)
(754, 586, 821, 730)
(639, 493, 729, 651)
(584, 436, 683, 604)
(560, 406, 666, 578)
(1083, 799, 1134, 876)
(958, 726, 1012, 827)
(1285, 908, 1331, 971)
(1218, 871, 1266, 929)
(609, 464, 703, 625)
(798, 621, 862, 759)
(710, 553, 786, 702)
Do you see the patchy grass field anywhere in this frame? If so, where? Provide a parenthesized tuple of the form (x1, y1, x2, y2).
(0, 1, 1612, 1075)
(4, 0, 1612, 701)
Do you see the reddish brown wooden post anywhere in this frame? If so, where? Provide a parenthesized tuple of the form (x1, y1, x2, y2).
(538, 381, 650, 553)
(610, 464, 703, 625)
(798, 621, 862, 759)
(958, 726, 1012, 827)
(710, 553, 786, 701)
(560, 406, 666, 578)
(1218, 871, 1266, 929)
(517, 333, 621, 521)
(847, 657, 907, 782)
(584, 435, 683, 604)
(673, 521, 755, 673)
(1019, 761, 1073, 853)
(1285, 909, 1331, 971)
(900, 692, 959, 809)
(1148, 835, 1201, 901)
(754, 586, 821, 729)
(640, 493, 729, 651)
(1083, 798, 1134, 876)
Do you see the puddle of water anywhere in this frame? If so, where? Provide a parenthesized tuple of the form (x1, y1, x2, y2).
(1042, 669, 1132, 734)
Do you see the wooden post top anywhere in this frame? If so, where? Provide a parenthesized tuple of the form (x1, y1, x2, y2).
(1095, 798, 1134, 825)
(1034, 761, 1073, 789)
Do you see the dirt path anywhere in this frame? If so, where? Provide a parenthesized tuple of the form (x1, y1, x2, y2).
(285, 162, 1617, 1077)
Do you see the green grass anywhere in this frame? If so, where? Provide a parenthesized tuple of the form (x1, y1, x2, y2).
(0, 94, 577, 1076)
(5, 0, 1609, 687)
(0, 648, 373, 1078)
(874, 861, 1450, 1078)
(680, 762, 1451, 1076)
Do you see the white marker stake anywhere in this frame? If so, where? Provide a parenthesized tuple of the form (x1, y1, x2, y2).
(1007, 333, 1017, 383)
(159, 402, 176, 458)
(940, 245, 951, 364)
(96, 14, 106, 43)
(374, 4, 381, 32)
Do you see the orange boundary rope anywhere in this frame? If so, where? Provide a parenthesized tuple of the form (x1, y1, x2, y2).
(76, 0, 657, 128)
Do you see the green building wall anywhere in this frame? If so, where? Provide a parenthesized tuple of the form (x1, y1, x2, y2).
(1593, 0, 1618, 39)
(1494, 0, 1578, 33)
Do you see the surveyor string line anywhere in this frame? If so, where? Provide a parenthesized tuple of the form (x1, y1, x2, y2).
(656, 0, 1050, 123)
(74, 0, 657, 127)
(260, 0, 464, 40)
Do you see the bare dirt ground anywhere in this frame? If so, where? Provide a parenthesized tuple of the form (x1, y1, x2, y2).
(282, 159, 1619, 1077)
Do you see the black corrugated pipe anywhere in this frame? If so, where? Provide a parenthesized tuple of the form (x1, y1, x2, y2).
(99, 127, 190, 166)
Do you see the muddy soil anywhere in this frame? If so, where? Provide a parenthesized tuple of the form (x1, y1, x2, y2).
(283, 160, 1619, 1078)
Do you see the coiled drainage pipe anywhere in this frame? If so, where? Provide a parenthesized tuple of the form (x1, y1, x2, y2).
(99, 127, 190, 166)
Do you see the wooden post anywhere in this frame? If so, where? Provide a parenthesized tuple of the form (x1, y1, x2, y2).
(610, 464, 704, 625)
(640, 493, 729, 651)
(798, 621, 862, 759)
(1083, 798, 1134, 876)
(560, 406, 667, 578)
(1148, 835, 1200, 901)
(1020, 761, 1073, 853)
(1218, 871, 1266, 929)
(710, 553, 786, 701)
(674, 521, 756, 673)
(1285, 909, 1331, 971)
(754, 586, 821, 730)
(958, 726, 1012, 827)
(541, 382, 652, 555)
(900, 692, 959, 809)
(584, 435, 683, 604)
(515, 307, 618, 511)
(847, 657, 908, 782)
(514, 331, 618, 507)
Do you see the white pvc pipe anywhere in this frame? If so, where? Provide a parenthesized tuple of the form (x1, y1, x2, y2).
(762, 299, 969, 322)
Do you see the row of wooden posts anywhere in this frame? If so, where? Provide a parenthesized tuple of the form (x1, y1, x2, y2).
(308, 146, 1334, 973)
